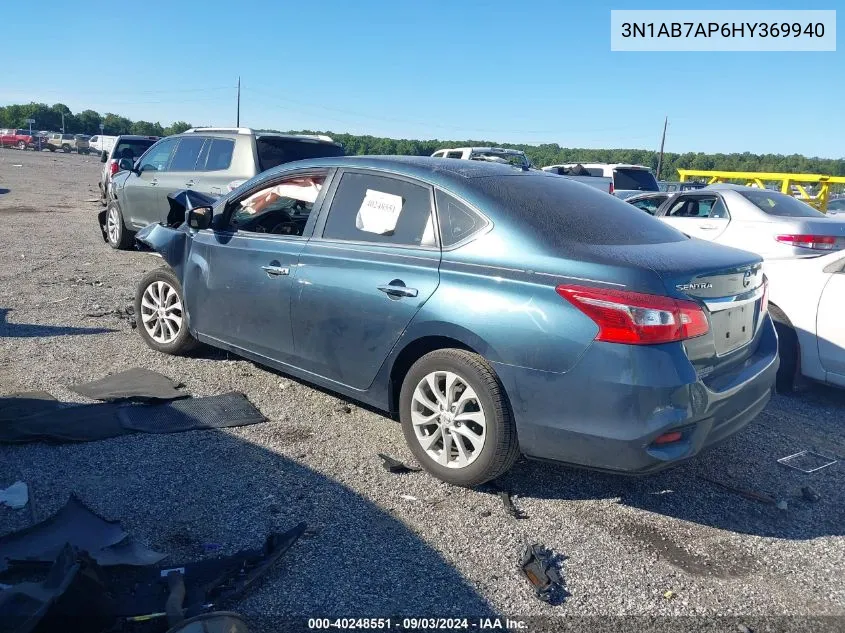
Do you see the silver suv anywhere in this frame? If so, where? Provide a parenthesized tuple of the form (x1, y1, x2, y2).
(99, 127, 345, 249)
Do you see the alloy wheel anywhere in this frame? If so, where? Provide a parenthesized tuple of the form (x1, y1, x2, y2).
(106, 207, 121, 244)
(141, 281, 183, 344)
(411, 370, 487, 469)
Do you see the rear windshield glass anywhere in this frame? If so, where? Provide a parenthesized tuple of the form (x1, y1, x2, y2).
(740, 190, 825, 217)
(476, 174, 687, 246)
(113, 139, 155, 161)
(469, 151, 530, 169)
(613, 168, 659, 192)
(257, 137, 344, 172)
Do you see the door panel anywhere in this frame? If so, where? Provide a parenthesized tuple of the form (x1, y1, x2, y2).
(816, 273, 845, 376)
(184, 232, 305, 363)
(292, 242, 440, 388)
(659, 195, 730, 241)
(123, 171, 164, 228)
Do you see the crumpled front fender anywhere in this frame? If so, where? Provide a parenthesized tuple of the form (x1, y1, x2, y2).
(136, 223, 189, 277)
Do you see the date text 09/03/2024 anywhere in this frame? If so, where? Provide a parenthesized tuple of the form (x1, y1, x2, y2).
(308, 618, 528, 630)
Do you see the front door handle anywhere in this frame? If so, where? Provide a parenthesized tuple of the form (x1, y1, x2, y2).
(262, 265, 290, 277)
(699, 223, 719, 230)
(378, 284, 418, 298)
(150, 179, 158, 186)
(185, 179, 195, 188)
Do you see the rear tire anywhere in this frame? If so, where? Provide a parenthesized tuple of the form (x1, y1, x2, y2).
(16, 141, 25, 150)
(105, 202, 133, 250)
(62, 144, 71, 153)
(135, 267, 198, 356)
(399, 349, 519, 487)
(769, 305, 798, 393)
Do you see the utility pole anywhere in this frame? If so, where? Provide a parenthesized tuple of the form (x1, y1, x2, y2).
(61, 111, 65, 134)
(236, 77, 241, 127)
(656, 116, 668, 181)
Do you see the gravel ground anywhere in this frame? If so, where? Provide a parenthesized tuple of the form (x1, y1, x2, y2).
(1, 149, 844, 628)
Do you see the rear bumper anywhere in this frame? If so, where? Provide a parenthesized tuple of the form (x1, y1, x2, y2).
(493, 316, 779, 473)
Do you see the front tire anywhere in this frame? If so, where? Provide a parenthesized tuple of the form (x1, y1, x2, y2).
(105, 202, 133, 250)
(135, 267, 198, 356)
(399, 349, 519, 487)
(16, 141, 26, 150)
(62, 144, 71, 153)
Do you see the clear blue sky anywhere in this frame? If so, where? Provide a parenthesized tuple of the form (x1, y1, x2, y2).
(1, 0, 841, 157)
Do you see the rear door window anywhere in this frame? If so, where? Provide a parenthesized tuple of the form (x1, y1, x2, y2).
(169, 137, 206, 171)
(202, 138, 235, 171)
(629, 195, 666, 215)
(112, 139, 155, 162)
(322, 172, 436, 247)
(740, 190, 825, 217)
(256, 137, 344, 171)
(446, 151, 464, 159)
(613, 168, 659, 192)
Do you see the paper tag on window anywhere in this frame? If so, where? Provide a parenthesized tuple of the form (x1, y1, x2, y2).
(356, 189, 404, 235)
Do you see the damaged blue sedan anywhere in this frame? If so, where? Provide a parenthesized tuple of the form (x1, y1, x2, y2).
(136, 156, 778, 486)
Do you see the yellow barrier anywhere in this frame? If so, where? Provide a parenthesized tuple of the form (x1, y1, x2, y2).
(677, 169, 845, 212)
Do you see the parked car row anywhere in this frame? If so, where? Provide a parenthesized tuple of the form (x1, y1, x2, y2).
(0, 129, 91, 153)
(89, 128, 842, 487)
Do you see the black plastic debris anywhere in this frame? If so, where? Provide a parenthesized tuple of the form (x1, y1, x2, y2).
(165, 612, 249, 633)
(118, 392, 265, 434)
(0, 495, 165, 573)
(378, 453, 422, 474)
(519, 544, 566, 604)
(801, 486, 821, 503)
(0, 392, 62, 423)
(478, 481, 526, 519)
(69, 368, 187, 403)
(0, 392, 266, 444)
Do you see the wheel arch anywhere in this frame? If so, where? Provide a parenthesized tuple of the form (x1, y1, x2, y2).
(386, 326, 496, 417)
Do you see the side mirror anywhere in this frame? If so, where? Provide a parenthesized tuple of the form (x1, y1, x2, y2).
(187, 206, 213, 230)
(118, 158, 135, 172)
(100, 151, 108, 163)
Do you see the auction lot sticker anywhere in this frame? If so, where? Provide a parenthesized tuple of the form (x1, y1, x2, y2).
(611, 10, 836, 51)
(356, 189, 404, 235)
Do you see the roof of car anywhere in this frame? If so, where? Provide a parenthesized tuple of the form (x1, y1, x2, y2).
(115, 135, 159, 140)
(439, 147, 526, 154)
(304, 155, 537, 178)
(705, 183, 773, 192)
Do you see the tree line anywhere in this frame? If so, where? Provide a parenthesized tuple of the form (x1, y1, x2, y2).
(2, 102, 843, 179)
(0, 102, 192, 138)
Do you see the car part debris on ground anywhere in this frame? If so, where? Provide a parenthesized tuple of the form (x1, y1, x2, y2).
(0, 372, 266, 444)
(478, 481, 527, 519)
(0, 515, 306, 633)
(519, 544, 566, 604)
(378, 453, 421, 474)
(0, 482, 27, 510)
(777, 450, 839, 473)
(801, 486, 821, 502)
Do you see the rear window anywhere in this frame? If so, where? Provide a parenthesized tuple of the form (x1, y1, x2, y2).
(62, 134, 74, 140)
(476, 174, 686, 246)
(740, 190, 825, 218)
(613, 168, 659, 192)
(113, 139, 155, 161)
(257, 137, 344, 172)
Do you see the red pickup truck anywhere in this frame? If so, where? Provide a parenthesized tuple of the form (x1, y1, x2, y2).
(0, 129, 42, 150)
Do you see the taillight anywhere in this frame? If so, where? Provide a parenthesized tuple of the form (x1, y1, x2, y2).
(760, 279, 769, 316)
(109, 160, 119, 176)
(609, 182, 614, 195)
(775, 234, 839, 250)
(556, 284, 709, 345)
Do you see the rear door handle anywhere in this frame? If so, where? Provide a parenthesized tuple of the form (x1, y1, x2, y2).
(262, 265, 290, 277)
(699, 223, 719, 230)
(185, 179, 195, 188)
(150, 179, 158, 186)
(378, 285, 418, 298)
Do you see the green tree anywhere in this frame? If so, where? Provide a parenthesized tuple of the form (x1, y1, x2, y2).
(130, 120, 165, 136)
(163, 121, 192, 135)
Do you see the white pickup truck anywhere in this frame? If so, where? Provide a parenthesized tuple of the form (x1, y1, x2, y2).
(431, 147, 613, 194)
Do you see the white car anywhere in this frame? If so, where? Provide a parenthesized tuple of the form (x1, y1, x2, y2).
(764, 250, 845, 391)
(545, 162, 659, 198)
(89, 135, 118, 157)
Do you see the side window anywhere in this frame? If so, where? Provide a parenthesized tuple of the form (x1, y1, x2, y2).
(631, 198, 661, 215)
(435, 189, 487, 246)
(446, 151, 464, 159)
(667, 196, 715, 218)
(432, 151, 445, 158)
(138, 138, 179, 172)
(169, 137, 206, 171)
(229, 172, 327, 236)
(90, 136, 98, 143)
(203, 139, 235, 171)
(322, 172, 435, 247)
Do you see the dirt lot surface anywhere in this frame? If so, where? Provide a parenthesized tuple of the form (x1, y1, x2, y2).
(1, 149, 844, 629)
